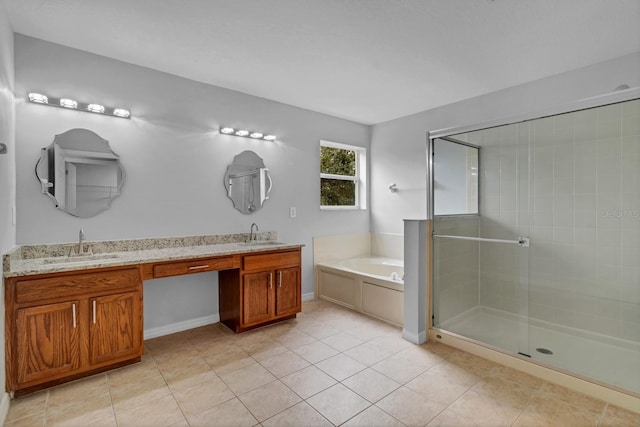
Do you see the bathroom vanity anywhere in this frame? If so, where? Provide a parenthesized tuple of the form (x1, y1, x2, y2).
(3, 235, 302, 395)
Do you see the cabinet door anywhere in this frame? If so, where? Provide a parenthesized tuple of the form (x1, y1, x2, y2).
(16, 301, 81, 385)
(89, 292, 143, 366)
(242, 271, 273, 326)
(275, 267, 301, 317)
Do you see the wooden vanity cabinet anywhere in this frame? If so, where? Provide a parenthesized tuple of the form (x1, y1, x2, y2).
(5, 267, 143, 394)
(220, 248, 301, 332)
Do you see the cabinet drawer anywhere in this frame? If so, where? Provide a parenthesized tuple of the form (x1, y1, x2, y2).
(16, 268, 141, 304)
(153, 256, 234, 278)
(243, 250, 300, 272)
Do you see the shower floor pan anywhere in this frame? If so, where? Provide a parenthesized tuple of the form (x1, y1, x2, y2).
(439, 306, 640, 394)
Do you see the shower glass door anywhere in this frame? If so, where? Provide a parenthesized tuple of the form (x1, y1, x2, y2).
(430, 94, 640, 395)
(431, 126, 532, 358)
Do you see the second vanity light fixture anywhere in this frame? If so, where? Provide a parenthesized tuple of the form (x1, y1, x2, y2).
(28, 92, 131, 119)
(220, 127, 276, 141)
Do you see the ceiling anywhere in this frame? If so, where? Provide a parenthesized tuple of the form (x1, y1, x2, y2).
(4, 0, 640, 125)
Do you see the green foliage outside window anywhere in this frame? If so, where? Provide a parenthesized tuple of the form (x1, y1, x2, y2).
(320, 146, 357, 206)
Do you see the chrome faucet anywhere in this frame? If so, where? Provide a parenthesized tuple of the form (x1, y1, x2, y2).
(70, 229, 92, 257)
(78, 229, 85, 254)
(249, 223, 259, 242)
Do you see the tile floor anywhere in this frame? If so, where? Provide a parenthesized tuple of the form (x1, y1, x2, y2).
(5, 299, 640, 427)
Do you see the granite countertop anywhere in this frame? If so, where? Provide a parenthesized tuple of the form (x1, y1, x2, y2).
(3, 232, 304, 278)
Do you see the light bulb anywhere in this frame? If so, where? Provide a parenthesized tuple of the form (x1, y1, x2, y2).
(220, 127, 235, 134)
(60, 98, 78, 109)
(235, 130, 249, 137)
(249, 132, 263, 139)
(87, 104, 105, 113)
(28, 93, 48, 104)
(113, 108, 130, 118)
(263, 135, 276, 141)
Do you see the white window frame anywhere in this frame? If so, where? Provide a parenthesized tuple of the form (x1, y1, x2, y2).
(320, 140, 367, 210)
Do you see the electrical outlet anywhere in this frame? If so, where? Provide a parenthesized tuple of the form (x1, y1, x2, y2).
(289, 207, 296, 218)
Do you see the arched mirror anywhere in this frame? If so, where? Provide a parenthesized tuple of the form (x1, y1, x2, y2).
(224, 150, 272, 214)
(35, 128, 124, 217)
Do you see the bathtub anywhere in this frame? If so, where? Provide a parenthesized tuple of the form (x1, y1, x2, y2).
(316, 257, 404, 326)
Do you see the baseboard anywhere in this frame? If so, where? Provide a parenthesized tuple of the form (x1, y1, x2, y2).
(0, 392, 10, 426)
(144, 314, 220, 340)
(302, 292, 316, 301)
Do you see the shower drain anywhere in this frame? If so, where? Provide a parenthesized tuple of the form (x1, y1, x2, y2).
(536, 347, 553, 355)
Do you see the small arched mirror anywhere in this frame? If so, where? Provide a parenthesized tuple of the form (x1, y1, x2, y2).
(224, 150, 272, 214)
(35, 128, 124, 217)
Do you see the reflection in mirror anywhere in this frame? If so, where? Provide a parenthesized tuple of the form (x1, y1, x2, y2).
(35, 129, 124, 217)
(433, 137, 478, 215)
(224, 151, 272, 214)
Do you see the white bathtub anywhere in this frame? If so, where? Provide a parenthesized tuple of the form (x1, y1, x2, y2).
(316, 257, 404, 326)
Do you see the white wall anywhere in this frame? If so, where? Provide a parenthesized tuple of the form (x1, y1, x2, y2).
(0, 0, 15, 418)
(13, 35, 370, 332)
(371, 52, 640, 234)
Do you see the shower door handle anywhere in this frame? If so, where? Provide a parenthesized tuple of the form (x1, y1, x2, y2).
(433, 234, 530, 247)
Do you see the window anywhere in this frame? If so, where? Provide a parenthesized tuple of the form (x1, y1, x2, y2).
(320, 140, 366, 209)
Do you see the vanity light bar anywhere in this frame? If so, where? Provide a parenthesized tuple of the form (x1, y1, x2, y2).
(27, 92, 131, 119)
(220, 127, 276, 141)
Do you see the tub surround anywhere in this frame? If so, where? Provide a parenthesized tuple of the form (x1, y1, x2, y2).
(2, 231, 296, 277)
(314, 232, 404, 326)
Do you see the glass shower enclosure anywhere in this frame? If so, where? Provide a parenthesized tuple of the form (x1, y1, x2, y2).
(429, 92, 640, 395)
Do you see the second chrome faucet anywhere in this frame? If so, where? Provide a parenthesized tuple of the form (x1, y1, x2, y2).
(249, 223, 259, 242)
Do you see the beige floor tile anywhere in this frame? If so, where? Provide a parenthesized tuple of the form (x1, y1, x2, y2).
(536, 382, 607, 415)
(49, 414, 118, 427)
(405, 366, 472, 405)
(488, 364, 546, 390)
(46, 391, 114, 426)
(292, 340, 339, 363)
(471, 375, 535, 410)
(274, 329, 317, 349)
(109, 373, 172, 411)
(432, 359, 488, 387)
(261, 401, 332, 427)
(343, 405, 405, 427)
(347, 324, 392, 341)
(162, 359, 219, 392)
(114, 394, 186, 427)
(5, 391, 48, 424)
(187, 397, 258, 427)
(241, 337, 289, 361)
(342, 368, 401, 403)
(204, 347, 255, 375)
(173, 376, 235, 418)
(219, 362, 277, 395)
(446, 388, 523, 426)
(239, 380, 301, 421)
(600, 404, 640, 427)
(307, 383, 370, 426)
(419, 341, 457, 359)
(344, 342, 396, 366)
(280, 366, 337, 399)
(371, 348, 440, 384)
(428, 408, 510, 427)
(3, 412, 45, 427)
(262, 321, 297, 338)
(376, 386, 446, 426)
(513, 402, 600, 427)
(259, 350, 310, 377)
(321, 331, 364, 351)
(153, 349, 203, 371)
(315, 353, 367, 381)
(48, 374, 109, 407)
(448, 351, 497, 371)
(295, 321, 342, 340)
(367, 333, 413, 354)
(106, 358, 160, 387)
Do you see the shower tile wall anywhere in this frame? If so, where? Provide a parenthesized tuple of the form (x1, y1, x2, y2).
(475, 99, 640, 342)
